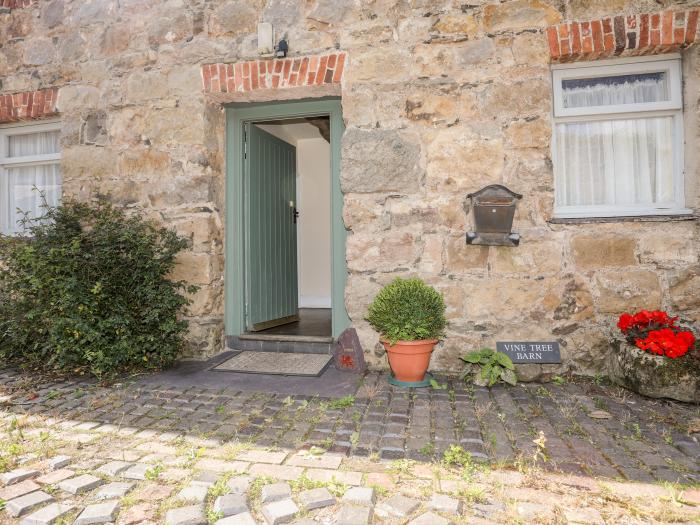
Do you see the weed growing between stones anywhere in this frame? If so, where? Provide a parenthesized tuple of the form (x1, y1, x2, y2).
(327, 395, 356, 410)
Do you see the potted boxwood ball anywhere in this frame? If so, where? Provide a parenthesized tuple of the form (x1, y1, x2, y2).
(366, 277, 446, 386)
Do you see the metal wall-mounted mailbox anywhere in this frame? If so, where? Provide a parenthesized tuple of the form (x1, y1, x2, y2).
(466, 184, 522, 247)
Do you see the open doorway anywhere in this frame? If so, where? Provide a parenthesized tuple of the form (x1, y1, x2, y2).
(244, 117, 332, 339)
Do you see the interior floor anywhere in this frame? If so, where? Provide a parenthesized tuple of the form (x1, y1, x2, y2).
(251, 308, 331, 337)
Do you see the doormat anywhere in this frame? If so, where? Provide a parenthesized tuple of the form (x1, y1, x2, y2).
(213, 352, 332, 377)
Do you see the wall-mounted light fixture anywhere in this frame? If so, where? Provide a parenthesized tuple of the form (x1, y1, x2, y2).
(275, 39, 289, 58)
(466, 184, 522, 247)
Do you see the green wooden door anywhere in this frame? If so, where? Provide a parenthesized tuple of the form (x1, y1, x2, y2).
(245, 124, 299, 331)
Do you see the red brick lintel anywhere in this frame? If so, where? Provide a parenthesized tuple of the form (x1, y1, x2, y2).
(1, 0, 35, 9)
(201, 52, 346, 94)
(547, 9, 699, 62)
(0, 88, 59, 124)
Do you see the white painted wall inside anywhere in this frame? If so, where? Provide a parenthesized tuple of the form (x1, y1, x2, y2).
(296, 137, 331, 308)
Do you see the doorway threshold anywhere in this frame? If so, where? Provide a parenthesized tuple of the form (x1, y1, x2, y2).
(239, 333, 333, 343)
(226, 335, 333, 355)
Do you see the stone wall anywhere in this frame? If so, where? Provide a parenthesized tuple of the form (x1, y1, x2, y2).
(1, 0, 699, 375)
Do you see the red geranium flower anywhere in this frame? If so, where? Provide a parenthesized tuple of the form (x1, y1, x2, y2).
(635, 328, 694, 359)
(618, 313, 634, 332)
(618, 309, 694, 359)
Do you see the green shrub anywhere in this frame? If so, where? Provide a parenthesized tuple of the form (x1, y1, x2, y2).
(0, 198, 196, 377)
(366, 277, 446, 344)
(461, 348, 517, 387)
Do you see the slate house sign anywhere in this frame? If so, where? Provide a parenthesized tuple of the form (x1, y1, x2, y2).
(497, 341, 562, 364)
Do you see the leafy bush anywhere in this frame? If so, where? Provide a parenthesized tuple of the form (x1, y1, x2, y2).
(0, 198, 196, 377)
(461, 348, 517, 387)
(366, 277, 446, 344)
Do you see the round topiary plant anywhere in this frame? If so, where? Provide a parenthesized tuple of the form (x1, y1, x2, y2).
(366, 277, 447, 345)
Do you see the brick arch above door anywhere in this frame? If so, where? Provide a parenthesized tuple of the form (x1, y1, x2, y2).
(201, 52, 346, 103)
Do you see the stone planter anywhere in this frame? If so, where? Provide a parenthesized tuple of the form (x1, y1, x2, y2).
(607, 341, 700, 403)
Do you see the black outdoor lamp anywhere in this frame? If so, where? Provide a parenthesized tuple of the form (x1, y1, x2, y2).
(466, 184, 522, 247)
(275, 39, 288, 58)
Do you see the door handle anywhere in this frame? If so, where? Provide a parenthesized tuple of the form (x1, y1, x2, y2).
(292, 207, 300, 224)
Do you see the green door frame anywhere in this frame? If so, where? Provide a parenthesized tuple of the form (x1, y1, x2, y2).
(225, 98, 350, 339)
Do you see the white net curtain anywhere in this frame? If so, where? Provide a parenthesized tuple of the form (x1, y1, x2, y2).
(554, 72, 674, 208)
(0, 129, 61, 235)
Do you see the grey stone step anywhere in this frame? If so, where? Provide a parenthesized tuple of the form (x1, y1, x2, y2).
(226, 335, 332, 354)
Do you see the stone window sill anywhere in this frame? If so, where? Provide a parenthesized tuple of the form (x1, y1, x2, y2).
(548, 214, 698, 225)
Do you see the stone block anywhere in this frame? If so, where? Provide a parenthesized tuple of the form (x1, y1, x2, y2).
(426, 127, 503, 194)
(134, 482, 174, 501)
(74, 500, 120, 525)
(261, 499, 299, 525)
(19, 503, 74, 525)
(249, 464, 303, 481)
(595, 270, 662, 313)
(48, 456, 71, 470)
(194, 458, 249, 473)
(58, 474, 102, 494)
(122, 463, 150, 480)
(0, 480, 41, 501)
(177, 482, 209, 503)
(297, 487, 335, 511)
(305, 469, 363, 486)
(337, 505, 372, 525)
(445, 237, 489, 274)
(340, 129, 423, 194)
(192, 471, 219, 486)
(214, 512, 257, 525)
(669, 270, 700, 310)
(428, 493, 462, 515)
(164, 504, 206, 525)
(213, 493, 248, 517)
(261, 482, 292, 503)
(287, 451, 343, 470)
(237, 450, 287, 464)
(408, 511, 451, 525)
(36, 469, 74, 485)
(56, 85, 100, 113)
(1, 469, 39, 486)
(483, 0, 561, 32)
(375, 495, 421, 519)
(342, 487, 375, 506)
(96, 461, 132, 476)
(6, 490, 54, 517)
(94, 482, 135, 500)
(571, 235, 637, 269)
(226, 476, 252, 494)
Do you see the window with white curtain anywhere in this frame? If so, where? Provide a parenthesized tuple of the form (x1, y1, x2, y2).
(552, 56, 688, 218)
(0, 120, 61, 235)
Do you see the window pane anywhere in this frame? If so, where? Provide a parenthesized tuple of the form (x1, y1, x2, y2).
(561, 72, 668, 108)
(8, 130, 60, 157)
(554, 116, 674, 208)
(0, 163, 61, 235)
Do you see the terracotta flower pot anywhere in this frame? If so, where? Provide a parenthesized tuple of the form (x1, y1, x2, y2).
(382, 339, 438, 383)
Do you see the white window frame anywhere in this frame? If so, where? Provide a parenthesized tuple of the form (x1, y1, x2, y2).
(0, 119, 62, 234)
(551, 55, 689, 219)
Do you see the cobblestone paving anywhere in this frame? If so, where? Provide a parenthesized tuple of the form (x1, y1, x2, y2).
(0, 368, 698, 524)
